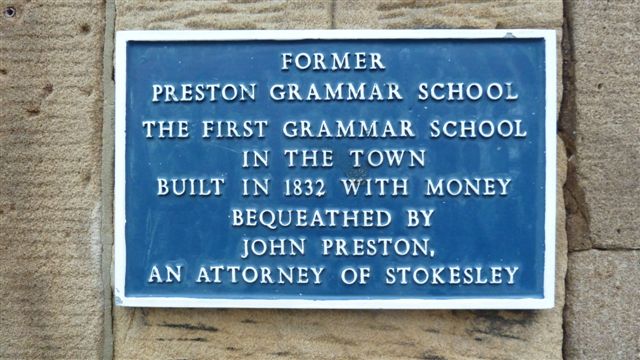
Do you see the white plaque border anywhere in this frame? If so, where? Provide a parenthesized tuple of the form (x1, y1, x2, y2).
(114, 29, 557, 309)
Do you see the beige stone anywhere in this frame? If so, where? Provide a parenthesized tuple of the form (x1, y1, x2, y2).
(569, 0, 640, 249)
(115, 1, 332, 30)
(0, 0, 106, 359)
(563, 0, 640, 357)
(334, 0, 562, 29)
(564, 250, 640, 359)
(112, 2, 566, 359)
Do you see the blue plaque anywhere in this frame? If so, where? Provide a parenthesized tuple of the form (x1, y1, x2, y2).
(114, 30, 556, 309)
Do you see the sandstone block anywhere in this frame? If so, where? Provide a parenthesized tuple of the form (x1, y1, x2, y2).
(564, 250, 640, 359)
(334, 0, 562, 29)
(0, 0, 106, 358)
(570, 0, 640, 249)
(116, 0, 332, 30)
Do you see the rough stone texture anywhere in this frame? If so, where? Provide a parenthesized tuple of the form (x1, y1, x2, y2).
(0, 0, 105, 359)
(568, 0, 640, 249)
(563, 1, 640, 358)
(113, 1, 566, 359)
(333, 0, 562, 29)
(564, 250, 640, 359)
(115, 1, 332, 30)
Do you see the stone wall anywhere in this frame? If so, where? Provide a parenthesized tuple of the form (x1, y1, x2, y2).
(0, 1, 106, 359)
(562, 0, 640, 358)
(0, 1, 636, 359)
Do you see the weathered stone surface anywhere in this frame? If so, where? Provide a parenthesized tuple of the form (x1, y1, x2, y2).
(0, 0, 105, 359)
(333, 0, 562, 29)
(116, 0, 332, 30)
(563, 1, 640, 358)
(112, 2, 566, 359)
(564, 250, 640, 359)
(569, 0, 640, 249)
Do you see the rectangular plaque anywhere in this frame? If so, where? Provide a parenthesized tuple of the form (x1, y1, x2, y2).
(114, 30, 556, 309)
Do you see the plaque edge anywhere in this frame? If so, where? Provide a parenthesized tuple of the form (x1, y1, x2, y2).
(113, 29, 557, 310)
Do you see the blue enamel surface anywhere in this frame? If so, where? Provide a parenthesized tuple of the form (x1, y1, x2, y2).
(124, 38, 547, 300)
